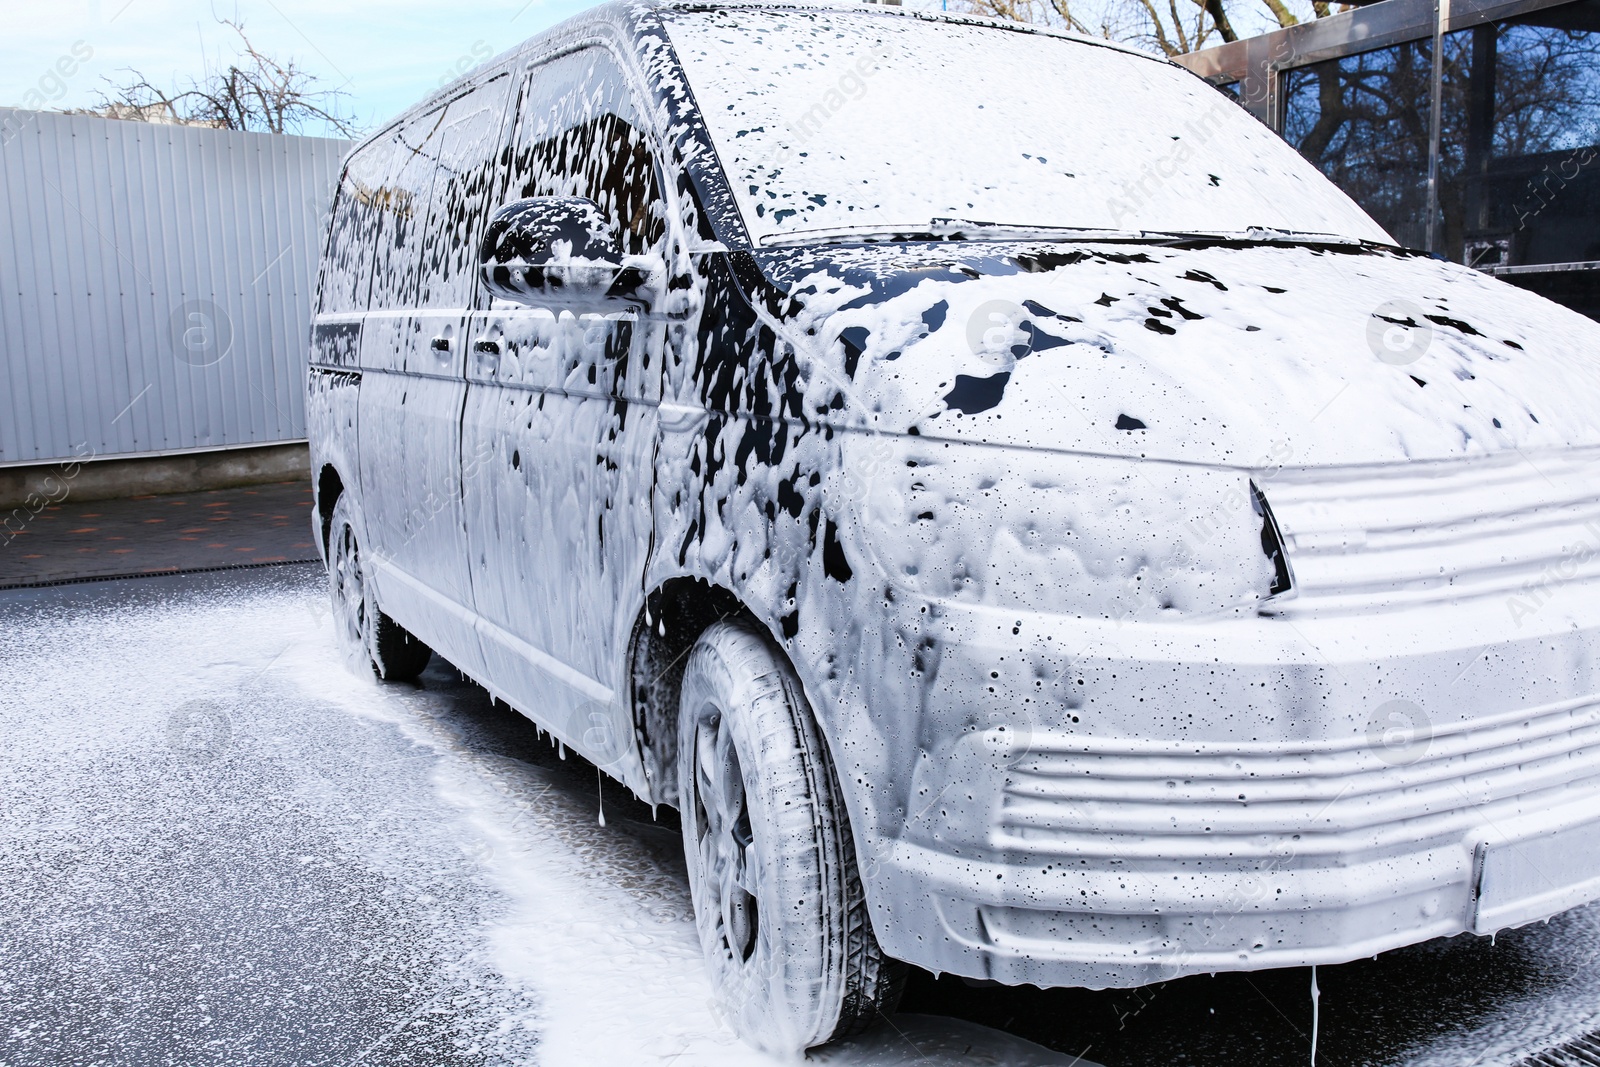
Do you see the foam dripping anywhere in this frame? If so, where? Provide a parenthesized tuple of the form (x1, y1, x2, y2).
(1310, 965, 1321, 1067)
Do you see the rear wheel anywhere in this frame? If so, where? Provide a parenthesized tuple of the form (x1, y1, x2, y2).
(327, 494, 432, 682)
(677, 619, 905, 1052)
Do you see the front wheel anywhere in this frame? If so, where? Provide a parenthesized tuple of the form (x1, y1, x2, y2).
(327, 493, 432, 682)
(677, 619, 905, 1053)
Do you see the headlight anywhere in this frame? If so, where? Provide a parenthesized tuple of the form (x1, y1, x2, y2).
(837, 435, 1286, 621)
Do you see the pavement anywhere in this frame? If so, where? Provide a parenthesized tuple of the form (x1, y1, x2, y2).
(0, 480, 317, 588)
(0, 567, 1093, 1067)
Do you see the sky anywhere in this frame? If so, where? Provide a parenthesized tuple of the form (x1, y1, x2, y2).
(0, 0, 604, 136)
(0, 0, 1286, 140)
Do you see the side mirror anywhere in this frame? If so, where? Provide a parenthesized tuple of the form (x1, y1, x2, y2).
(479, 197, 658, 307)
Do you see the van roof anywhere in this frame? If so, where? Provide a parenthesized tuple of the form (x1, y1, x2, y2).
(348, 0, 1167, 162)
(651, 0, 1161, 60)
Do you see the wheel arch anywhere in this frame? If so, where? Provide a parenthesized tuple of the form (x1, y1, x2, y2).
(315, 462, 347, 560)
(627, 577, 764, 809)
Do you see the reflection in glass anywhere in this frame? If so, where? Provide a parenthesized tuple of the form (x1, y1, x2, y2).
(1284, 1, 1600, 271)
(1283, 42, 1435, 251)
(1440, 6, 1600, 271)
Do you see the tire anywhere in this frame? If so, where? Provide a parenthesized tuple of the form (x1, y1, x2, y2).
(677, 619, 905, 1052)
(327, 493, 433, 682)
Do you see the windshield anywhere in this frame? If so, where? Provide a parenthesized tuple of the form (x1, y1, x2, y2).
(663, 8, 1394, 246)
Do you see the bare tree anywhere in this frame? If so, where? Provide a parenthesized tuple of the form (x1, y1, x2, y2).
(959, 0, 1348, 57)
(96, 20, 359, 137)
(955, 0, 1209, 53)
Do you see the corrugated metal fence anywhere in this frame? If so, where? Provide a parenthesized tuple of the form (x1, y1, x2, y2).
(0, 108, 349, 466)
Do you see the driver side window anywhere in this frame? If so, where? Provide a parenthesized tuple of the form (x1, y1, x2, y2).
(504, 48, 667, 257)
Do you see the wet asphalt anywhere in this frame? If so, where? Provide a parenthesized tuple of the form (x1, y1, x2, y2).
(1, 564, 1597, 1067)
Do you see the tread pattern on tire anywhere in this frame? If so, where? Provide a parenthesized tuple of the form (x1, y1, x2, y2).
(680, 619, 905, 1050)
(370, 612, 432, 682)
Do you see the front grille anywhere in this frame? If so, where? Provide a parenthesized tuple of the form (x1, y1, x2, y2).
(1000, 694, 1600, 861)
(1263, 448, 1600, 612)
(1520, 1031, 1600, 1067)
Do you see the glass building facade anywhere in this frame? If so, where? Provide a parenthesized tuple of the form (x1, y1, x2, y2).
(1178, 0, 1600, 318)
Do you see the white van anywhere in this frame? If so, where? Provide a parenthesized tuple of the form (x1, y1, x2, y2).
(308, 0, 1600, 1052)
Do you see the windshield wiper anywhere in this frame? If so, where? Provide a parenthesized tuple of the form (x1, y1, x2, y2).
(1225, 226, 1366, 246)
(755, 219, 1383, 249)
(930, 220, 1373, 246)
(926, 218, 1147, 241)
(758, 219, 1152, 247)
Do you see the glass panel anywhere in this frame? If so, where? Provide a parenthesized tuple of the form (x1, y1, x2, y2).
(368, 108, 450, 311)
(319, 135, 400, 314)
(664, 8, 1389, 244)
(1284, 0, 1600, 274)
(504, 48, 667, 257)
(1440, 2, 1600, 269)
(417, 74, 513, 309)
(1282, 42, 1436, 250)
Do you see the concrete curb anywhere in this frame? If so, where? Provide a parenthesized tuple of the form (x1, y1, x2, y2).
(0, 442, 310, 510)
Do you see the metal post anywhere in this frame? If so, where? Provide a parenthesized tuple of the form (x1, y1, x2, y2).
(1426, 0, 1450, 253)
(1242, 33, 1275, 129)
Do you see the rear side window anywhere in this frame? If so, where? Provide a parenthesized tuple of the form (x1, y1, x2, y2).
(505, 48, 666, 256)
(320, 136, 399, 314)
(368, 108, 450, 311)
(418, 73, 514, 308)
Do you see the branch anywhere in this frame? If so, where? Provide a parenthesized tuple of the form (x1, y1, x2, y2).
(1201, 0, 1239, 41)
(93, 16, 360, 137)
(1259, 0, 1301, 28)
(1134, 0, 1180, 55)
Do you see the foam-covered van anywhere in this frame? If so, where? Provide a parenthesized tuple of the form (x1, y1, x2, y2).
(308, 0, 1600, 1052)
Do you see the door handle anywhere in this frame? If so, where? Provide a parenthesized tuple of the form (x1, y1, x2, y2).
(430, 336, 451, 352)
(473, 339, 500, 355)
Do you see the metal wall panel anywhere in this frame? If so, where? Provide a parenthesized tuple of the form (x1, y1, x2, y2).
(0, 107, 349, 465)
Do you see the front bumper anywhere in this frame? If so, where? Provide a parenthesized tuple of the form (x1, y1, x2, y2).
(847, 581, 1600, 989)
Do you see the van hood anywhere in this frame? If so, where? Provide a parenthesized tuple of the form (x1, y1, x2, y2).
(749, 240, 1600, 469)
